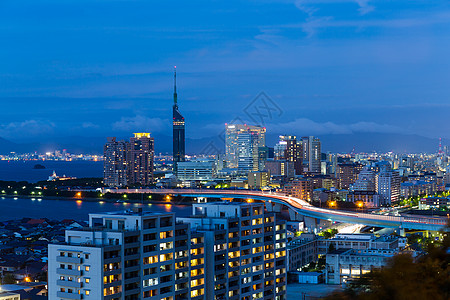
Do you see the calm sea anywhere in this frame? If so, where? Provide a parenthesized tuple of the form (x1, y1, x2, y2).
(0, 197, 191, 221)
(0, 160, 103, 182)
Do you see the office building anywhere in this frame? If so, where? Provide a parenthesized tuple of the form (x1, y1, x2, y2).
(179, 202, 287, 300)
(265, 160, 295, 182)
(237, 132, 253, 173)
(48, 208, 205, 300)
(275, 136, 302, 175)
(104, 137, 128, 187)
(325, 249, 396, 285)
(173, 67, 186, 174)
(317, 233, 401, 255)
(225, 124, 266, 172)
(176, 160, 216, 181)
(376, 170, 401, 205)
(257, 147, 270, 172)
(301, 137, 321, 173)
(127, 133, 155, 186)
(286, 234, 317, 271)
(248, 171, 269, 189)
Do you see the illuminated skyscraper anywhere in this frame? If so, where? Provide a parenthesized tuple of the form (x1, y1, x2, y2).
(275, 135, 303, 175)
(173, 66, 185, 174)
(127, 133, 155, 186)
(225, 124, 266, 172)
(302, 136, 321, 173)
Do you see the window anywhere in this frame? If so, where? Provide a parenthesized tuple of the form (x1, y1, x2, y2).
(105, 220, 112, 229)
(85, 290, 90, 295)
(118, 220, 125, 230)
(160, 231, 173, 239)
(85, 266, 90, 272)
(85, 254, 90, 259)
(85, 278, 90, 283)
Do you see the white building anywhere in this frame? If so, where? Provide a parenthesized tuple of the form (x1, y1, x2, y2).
(178, 202, 288, 300)
(376, 171, 401, 205)
(325, 248, 396, 285)
(48, 208, 205, 300)
(0, 293, 20, 300)
(176, 160, 216, 181)
(351, 169, 376, 192)
(48, 203, 288, 300)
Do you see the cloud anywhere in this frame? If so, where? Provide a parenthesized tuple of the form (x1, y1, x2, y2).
(355, 0, 374, 15)
(112, 115, 168, 133)
(0, 120, 56, 139)
(294, 0, 330, 37)
(81, 122, 99, 129)
(268, 118, 408, 135)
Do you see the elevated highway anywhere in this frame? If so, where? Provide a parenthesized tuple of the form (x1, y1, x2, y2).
(104, 188, 448, 231)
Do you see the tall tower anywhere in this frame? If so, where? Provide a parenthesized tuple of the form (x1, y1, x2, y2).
(173, 66, 185, 174)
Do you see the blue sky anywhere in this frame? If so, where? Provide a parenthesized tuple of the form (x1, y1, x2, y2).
(1, 0, 450, 148)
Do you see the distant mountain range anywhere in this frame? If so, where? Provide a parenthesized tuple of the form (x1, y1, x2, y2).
(0, 133, 443, 155)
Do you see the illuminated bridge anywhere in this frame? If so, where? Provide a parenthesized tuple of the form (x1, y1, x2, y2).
(105, 189, 448, 232)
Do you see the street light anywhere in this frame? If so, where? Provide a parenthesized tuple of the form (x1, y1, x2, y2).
(356, 201, 364, 211)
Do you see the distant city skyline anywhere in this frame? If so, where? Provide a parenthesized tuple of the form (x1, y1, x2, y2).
(1, 1, 450, 152)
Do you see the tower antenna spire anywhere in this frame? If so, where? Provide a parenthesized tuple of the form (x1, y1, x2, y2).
(173, 66, 177, 105)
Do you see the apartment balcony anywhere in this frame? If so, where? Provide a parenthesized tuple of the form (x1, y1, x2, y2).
(57, 268, 83, 276)
(57, 279, 83, 288)
(57, 291, 82, 300)
(57, 256, 83, 264)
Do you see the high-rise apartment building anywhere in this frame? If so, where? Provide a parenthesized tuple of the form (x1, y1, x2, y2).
(48, 208, 205, 300)
(104, 137, 128, 187)
(178, 202, 287, 300)
(127, 133, 155, 186)
(337, 163, 363, 190)
(225, 124, 266, 173)
(282, 179, 313, 201)
(103, 134, 154, 187)
(301, 136, 321, 173)
(48, 203, 288, 300)
(173, 67, 186, 174)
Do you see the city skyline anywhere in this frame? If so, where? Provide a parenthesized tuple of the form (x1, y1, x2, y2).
(1, 1, 450, 152)
(0, 2, 449, 300)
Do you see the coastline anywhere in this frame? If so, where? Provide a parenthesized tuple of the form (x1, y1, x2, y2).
(1, 194, 194, 206)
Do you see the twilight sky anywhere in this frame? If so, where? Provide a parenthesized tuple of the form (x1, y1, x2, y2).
(1, 0, 450, 151)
